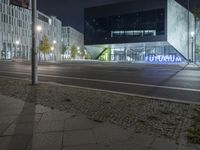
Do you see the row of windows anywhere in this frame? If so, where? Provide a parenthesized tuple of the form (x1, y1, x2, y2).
(1, 13, 30, 29)
(0, 22, 31, 37)
(111, 30, 157, 37)
(85, 9, 165, 43)
(38, 13, 50, 24)
(0, 3, 31, 21)
(0, 32, 31, 45)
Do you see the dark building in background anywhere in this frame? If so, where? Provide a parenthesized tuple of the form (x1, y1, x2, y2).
(84, 0, 195, 63)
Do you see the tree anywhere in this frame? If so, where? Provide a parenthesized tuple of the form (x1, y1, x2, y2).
(79, 47, 86, 58)
(61, 44, 68, 55)
(70, 45, 77, 59)
(38, 35, 51, 61)
(85, 51, 92, 60)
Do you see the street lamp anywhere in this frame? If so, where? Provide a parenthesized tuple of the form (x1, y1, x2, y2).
(36, 25, 42, 32)
(187, 0, 190, 62)
(15, 40, 20, 45)
(191, 31, 195, 63)
(15, 40, 20, 58)
(32, 0, 38, 85)
(36, 25, 42, 62)
(51, 46, 54, 51)
(53, 40, 57, 44)
(52, 40, 57, 61)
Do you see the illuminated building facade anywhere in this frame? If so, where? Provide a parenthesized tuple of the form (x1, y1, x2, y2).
(0, 0, 62, 61)
(84, 0, 195, 63)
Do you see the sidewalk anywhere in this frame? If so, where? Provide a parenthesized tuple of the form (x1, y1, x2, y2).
(184, 63, 200, 70)
(0, 95, 199, 150)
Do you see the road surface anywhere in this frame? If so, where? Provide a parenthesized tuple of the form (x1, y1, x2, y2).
(0, 61, 200, 103)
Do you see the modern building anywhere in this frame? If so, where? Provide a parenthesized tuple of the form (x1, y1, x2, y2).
(84, 0, 196, 63)
(37, 12, 62, 61)
(0, 0, 83, 61)
(61, 26, 84, 59)
(0, 0, 62, 61)
(0, 0, 32, 60)
(62, 26, 84, 48)
(195, 21, 200, 63)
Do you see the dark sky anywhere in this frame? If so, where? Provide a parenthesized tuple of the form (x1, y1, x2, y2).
(38, 0, 200, 33)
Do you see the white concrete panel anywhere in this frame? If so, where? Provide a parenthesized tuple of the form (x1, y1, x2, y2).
(167, 0, 195, 60)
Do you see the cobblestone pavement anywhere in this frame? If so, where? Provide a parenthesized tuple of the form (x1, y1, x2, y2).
(0, 78, 200, 149)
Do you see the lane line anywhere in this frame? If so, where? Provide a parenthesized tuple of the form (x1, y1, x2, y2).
(0, 70, 200, 92)
(0, 75, 199, 105)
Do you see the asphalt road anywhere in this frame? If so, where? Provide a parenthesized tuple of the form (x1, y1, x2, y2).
(0, 61, 200, 103)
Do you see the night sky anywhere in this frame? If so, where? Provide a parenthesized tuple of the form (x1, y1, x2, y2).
(38, 0, 200, 33)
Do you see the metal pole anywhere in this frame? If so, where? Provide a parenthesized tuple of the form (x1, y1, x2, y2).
(192, 36, 194, 62)
(194, 17, 196, 64)
(32, 0, 38, 85)
(187, 0, 190, 63)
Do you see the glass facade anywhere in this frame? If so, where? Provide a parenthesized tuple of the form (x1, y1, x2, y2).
(85, 8, 165, 44)
(110, 45, 185, 63)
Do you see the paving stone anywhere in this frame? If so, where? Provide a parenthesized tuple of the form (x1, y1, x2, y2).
(19, 104, 38, 115)
(30, 148, 61, 150)
(3, 122, 37, 135)
(93, 122, 132, 145)
(0, 115, 18, 124)
(0, 108, 23, 115)
(30, 132, 63, 150)
(63, 129, 96, 146)
(106, 143, 151, 150)
(34, 105, 51, 114)
(0, 135, 31, 150)
(150, 137, 177, 150)
(64, 116, 97, 131)
(16, 114, 42, 123)
(178, 145, 200, 150)
(35, 120, 64, 133)
(105, 134, 156, 150)
(63, 144, 110, 150)
(0, 123, 10, 135)
(41, 110, 74, 121)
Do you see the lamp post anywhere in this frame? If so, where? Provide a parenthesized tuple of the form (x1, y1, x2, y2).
(191, 31, 195, 63)
(52, 40, 57, 61)
(187, 0, 190, 62)
(32, 0, 38, 85)
(15, 40, 20, 58)
(50, 46, 54, 61)
(36, 25, 42, 62)
(36, 25, 42, 32)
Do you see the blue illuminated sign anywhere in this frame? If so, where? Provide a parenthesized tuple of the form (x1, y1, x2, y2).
(145, 55, 182, 63)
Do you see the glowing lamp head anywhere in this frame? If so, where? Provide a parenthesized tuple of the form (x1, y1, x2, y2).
(51, 47, 54, 51)
(53, 40, 57, 44)
(191, 31, 195, 37)
(15, 40, 20, 45)
(36, 25, 42, 32)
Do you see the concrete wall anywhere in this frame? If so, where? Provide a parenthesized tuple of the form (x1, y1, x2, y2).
(196, 21, 200, 46)
(62, 26, 84, 48)
(167, 0, 195, 60)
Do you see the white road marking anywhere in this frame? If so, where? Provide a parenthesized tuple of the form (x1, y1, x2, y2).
(0, 75, 199, 105)
(0, 70, 200, 92)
